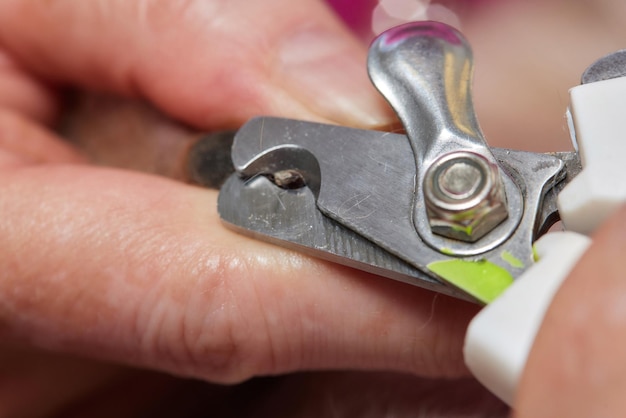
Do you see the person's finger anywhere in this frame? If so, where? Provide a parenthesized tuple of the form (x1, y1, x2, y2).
(0, 49, 84, 166)
(0, 102, 473, 380)
(0, 0, 394, 130)
(0, 156, 476, 383)
(0, 49, 58, 125)
(515, 205, 626, 416)
(0, 110, 85, 167)
(0, 100, 473, 383)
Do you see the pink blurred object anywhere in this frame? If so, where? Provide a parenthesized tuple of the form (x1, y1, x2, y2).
(326, 0, 499, 41)
(326, 0, 379, 40)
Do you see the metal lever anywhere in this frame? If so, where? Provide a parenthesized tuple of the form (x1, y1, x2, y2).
(368, 22, 511, 244)
(368, 22, 490, 161)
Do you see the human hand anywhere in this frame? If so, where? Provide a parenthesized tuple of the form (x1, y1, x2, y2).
(0, 1, 504, 416)
(4, 0, 625, 415)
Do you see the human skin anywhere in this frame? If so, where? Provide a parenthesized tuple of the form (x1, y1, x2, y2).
(1, 0, 626, 416)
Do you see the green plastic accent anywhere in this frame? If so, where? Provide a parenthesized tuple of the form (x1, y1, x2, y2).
(501, 251, 524, 268)
(532, 244, 540, 262)
(427, 259, 514, 304)
(441, 247, 454, 256)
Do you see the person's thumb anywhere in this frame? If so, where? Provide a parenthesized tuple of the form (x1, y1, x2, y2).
(0, 0, 393, 129)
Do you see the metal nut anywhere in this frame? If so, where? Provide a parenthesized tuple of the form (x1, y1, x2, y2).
(423, 151, 508, 242)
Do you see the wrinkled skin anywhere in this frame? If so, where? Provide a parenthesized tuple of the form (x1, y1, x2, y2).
(1, 1, 626, 417)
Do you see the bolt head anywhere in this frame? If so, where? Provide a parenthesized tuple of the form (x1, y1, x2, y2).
(424, 151, 508, 242)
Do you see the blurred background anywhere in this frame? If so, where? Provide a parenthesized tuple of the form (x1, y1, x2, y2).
(326, 0, 626, 153)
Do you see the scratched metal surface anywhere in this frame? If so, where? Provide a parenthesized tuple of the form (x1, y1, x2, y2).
(219, 117, 566, 296)
(219, 174, 470, 300)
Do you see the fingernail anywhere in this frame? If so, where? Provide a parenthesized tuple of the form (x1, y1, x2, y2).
(278, 27, 395, 128)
